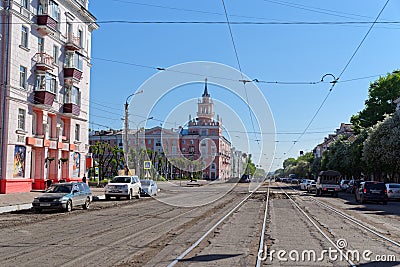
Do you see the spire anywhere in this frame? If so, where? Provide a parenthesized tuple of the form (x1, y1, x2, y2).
(202, 78, 210, 97)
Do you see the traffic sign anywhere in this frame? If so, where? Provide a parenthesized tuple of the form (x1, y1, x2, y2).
(144, 161, 151, 170)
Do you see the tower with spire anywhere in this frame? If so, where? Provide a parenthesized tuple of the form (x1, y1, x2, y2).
(181, 78, 231, 181)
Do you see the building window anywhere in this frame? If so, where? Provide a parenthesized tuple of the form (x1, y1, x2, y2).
(21, 0, 28, 8)
(32, 112, 37, 135)
(75, 124, 80, 141)
(19, 66, 27, 89)
(148, 140, 151, 145)
(35, 73, 57, 94)
(190, 140, 194, 145)
(18, 109, 26, 130)
(64, 86, 81, 106)
(65, 52, 83, 70)
(53, 45, 59, 64)
(21, 26, 28, 47)
(78, 29, 83, 47)
(182, 140, 186, 144)
(38, 37, 44, 53)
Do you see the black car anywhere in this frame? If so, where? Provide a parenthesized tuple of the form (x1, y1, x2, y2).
(355, 181, 388, 205)
(32, 182, 92, 212)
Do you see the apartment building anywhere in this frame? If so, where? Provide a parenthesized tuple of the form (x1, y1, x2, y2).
(0, 0, 98, 193)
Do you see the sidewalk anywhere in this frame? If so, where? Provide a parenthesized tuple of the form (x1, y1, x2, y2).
(0, 187, 105, 214)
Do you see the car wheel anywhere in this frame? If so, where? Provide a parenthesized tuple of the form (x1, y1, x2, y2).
(116, 196, 120, 200)
(66, 200, 72, 212)
(136, 189, 140, 199)
(383, 201, 387, 205)
(105, 195, 111, 200)
(82, 197, 90, 210)
(360, 196, 365, 204)
(355, 195, 359, 203)
(127, 190, 132, 200)
(334, 192, 338, 197)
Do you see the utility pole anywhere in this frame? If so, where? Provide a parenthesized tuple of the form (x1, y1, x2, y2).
(124, 90, 143, 175)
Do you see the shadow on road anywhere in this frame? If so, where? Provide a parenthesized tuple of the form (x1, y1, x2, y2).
(179, 253, 243, 262)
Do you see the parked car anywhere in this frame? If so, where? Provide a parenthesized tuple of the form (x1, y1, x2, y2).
(140, 179, 158, 196)
(355, 181, 388, 205)
(105, 176, 141, 200)
(385, 183, 400, 200)
(300, 179, 311, 190)
(32, 182, 92, 212)
(340, 180, 350, 191)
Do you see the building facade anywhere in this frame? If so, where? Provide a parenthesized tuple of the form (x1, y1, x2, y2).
(0, 0, 98, 193)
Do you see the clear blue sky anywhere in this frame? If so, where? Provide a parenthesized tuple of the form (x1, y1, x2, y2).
(88, 0, 400, 172)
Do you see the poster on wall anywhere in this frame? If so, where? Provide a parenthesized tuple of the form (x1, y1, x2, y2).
(13, 145, 26, 177)
(72, 152, 80, 178)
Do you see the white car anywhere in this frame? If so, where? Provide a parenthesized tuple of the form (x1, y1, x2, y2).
(105, 176, 141, 200)
(386, 183, 400, 200)
(300, 179, 311, 190)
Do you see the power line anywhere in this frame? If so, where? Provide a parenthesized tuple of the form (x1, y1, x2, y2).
(284, 0, 390, 156)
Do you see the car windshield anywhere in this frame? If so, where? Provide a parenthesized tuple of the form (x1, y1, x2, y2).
(365, 183, 385, 190)
(388, 184, 400, 188)
(111, 177, 131, 183)
(47, 184, 72, 193)
(141, 180, 151, 186)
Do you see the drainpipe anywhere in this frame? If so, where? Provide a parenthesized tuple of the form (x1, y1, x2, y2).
(0, 0, 11, 181)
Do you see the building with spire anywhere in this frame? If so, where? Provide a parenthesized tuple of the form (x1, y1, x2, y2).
(181, 79, 231, 180)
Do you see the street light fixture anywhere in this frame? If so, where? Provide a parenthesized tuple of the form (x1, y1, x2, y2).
(124, 90, 143, 175)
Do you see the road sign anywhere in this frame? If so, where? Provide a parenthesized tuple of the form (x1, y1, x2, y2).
(95, 167, 99, 175)
(144, 161, 151, 170)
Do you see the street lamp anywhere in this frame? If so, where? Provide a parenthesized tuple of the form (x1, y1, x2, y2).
(135, 116, 153, 179)
(124, 90, 143, 174)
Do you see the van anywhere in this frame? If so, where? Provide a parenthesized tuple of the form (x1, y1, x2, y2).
(315, 170, 341, 197)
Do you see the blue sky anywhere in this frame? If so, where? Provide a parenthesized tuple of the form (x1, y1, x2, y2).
(88, 0, 400, 172)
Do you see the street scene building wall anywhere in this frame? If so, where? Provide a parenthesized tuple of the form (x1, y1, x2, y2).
(0, 0, 98, 193)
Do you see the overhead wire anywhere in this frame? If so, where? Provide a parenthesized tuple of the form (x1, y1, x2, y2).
(284, 0, 391, 157)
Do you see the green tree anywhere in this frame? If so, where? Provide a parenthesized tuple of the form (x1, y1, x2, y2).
(351, 71, 400, 133)
(363, 112, 400, 181)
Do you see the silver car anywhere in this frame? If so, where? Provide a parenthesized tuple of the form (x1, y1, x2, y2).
(386, 183, 400, 200)
(140, 179, 158, 196)
(32, 182, 92, 212)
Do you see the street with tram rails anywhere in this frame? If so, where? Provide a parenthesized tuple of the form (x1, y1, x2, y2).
(0, 180, 399, 266)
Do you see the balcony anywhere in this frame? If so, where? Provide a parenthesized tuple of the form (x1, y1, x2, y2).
(66, 35, 81, 51)
(35, 53, 54, 71)
(63, 103, 80, 116)
(64, 68, 82, 84)
(34, 90, 55, 106)
(36, 14, 57, 35)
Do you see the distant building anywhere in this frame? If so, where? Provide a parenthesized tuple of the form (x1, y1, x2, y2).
(0, 0, 98, 193)
(313, 123, 354, 158)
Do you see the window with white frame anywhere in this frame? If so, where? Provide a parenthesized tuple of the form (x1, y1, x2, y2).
(64, 86, 81, 106)
(35, 73, 57, 94)
(19, 66, 27, 89)
(65, 52, 83, 70)
(21, 26, 28, 47)
(18, 109, 26, 130)
(53, 45, 59, 64)
(75, 124, 80, 141)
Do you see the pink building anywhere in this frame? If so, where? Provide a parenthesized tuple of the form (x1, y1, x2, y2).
(182, 80, 231, 180)
(0, 0, 98, 193)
